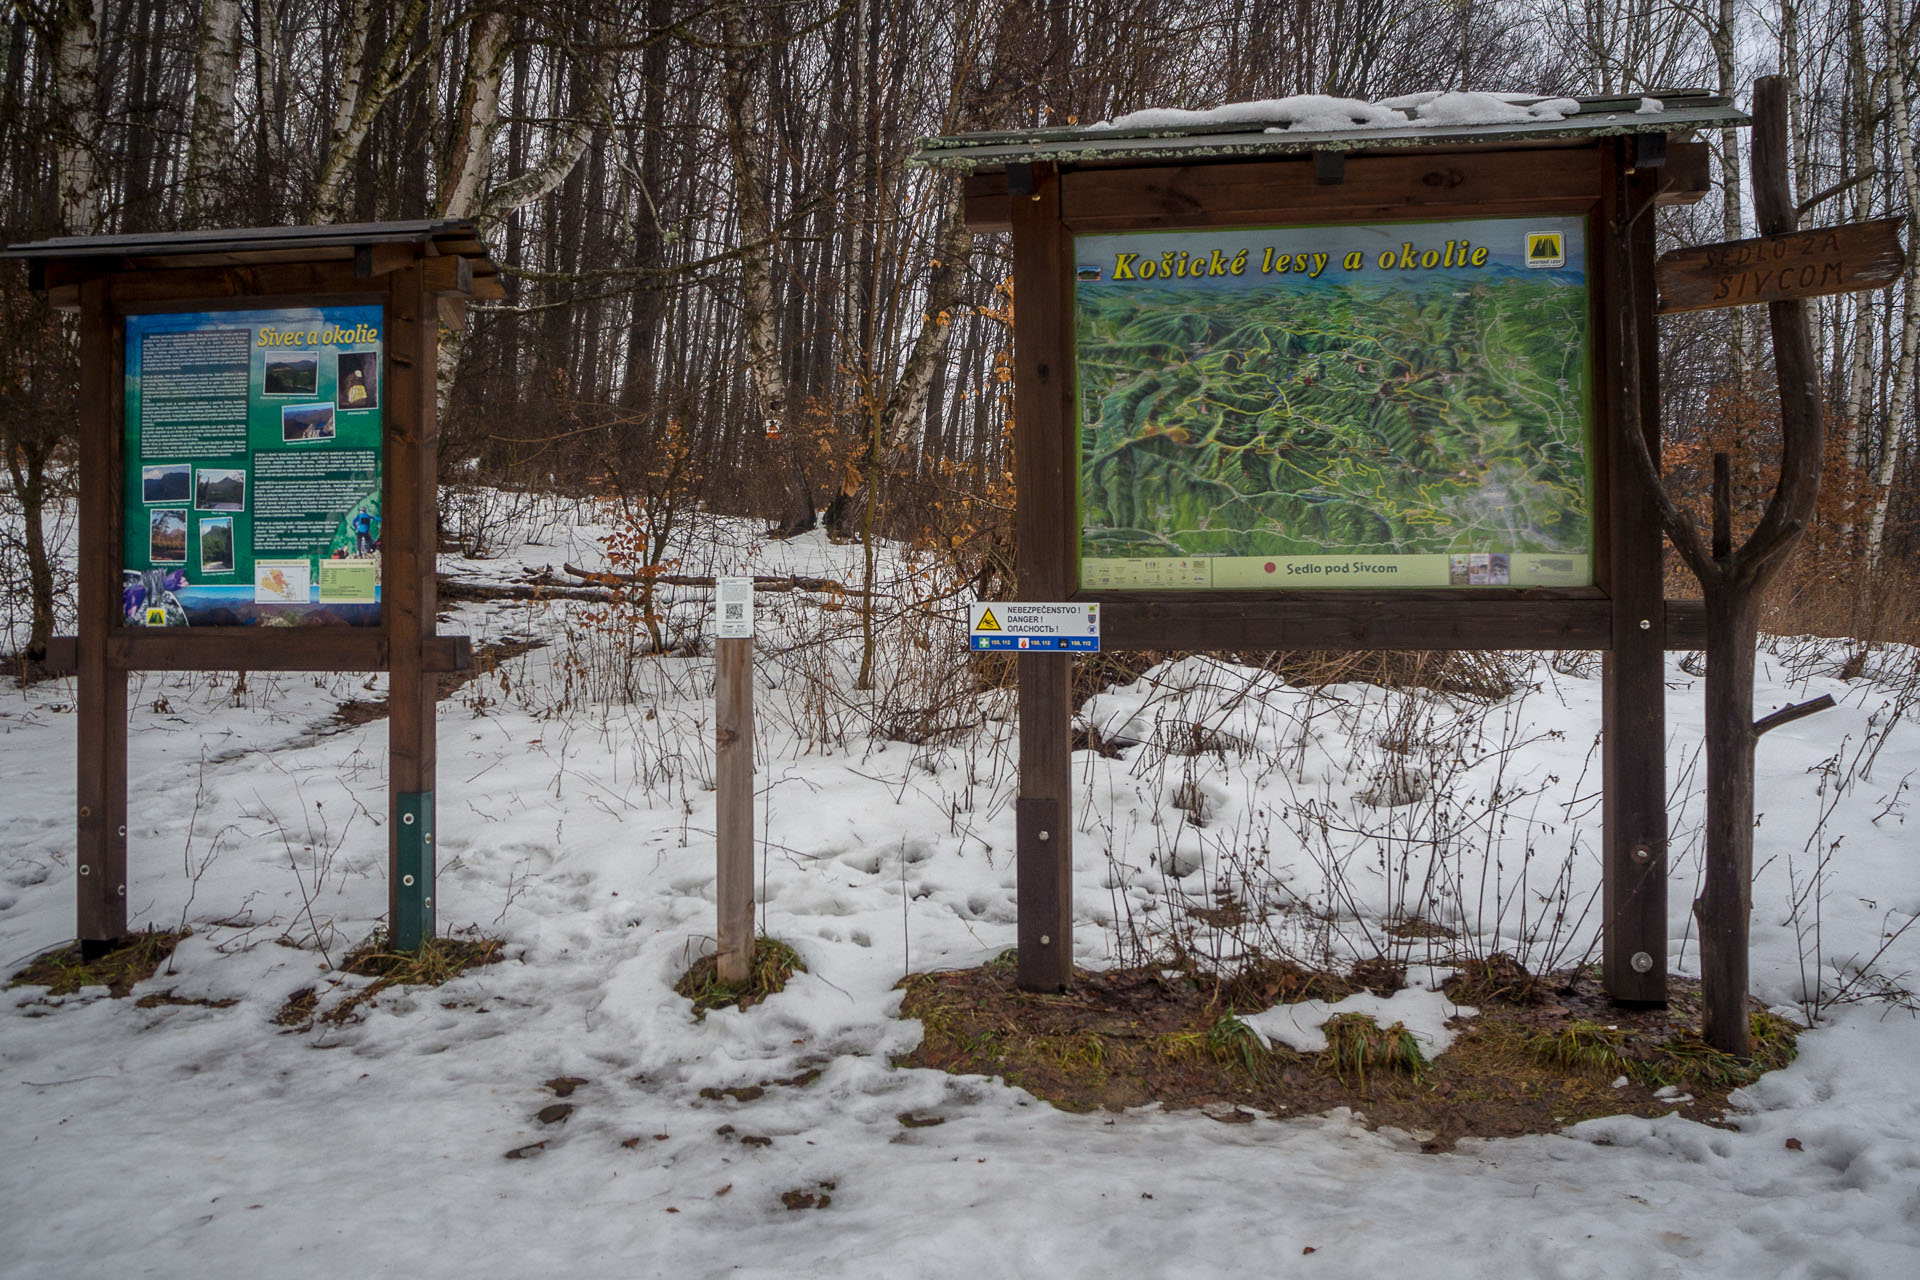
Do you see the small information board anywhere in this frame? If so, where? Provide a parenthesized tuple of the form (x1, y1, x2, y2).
(716, 577, 755, 638)
(968, 601, 1100, 651)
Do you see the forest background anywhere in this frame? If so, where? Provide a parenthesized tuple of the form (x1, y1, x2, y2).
(2, 0, 1918, 663)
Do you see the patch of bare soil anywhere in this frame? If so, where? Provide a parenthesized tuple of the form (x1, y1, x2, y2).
(897, 955, 1796, 1151)
(273, 933, 507, 1029)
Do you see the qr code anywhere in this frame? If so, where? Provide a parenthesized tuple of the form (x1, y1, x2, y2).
(724, 603, 745, 620)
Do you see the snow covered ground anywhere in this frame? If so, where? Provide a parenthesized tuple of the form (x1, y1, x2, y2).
(3, 504, 1917, 1278)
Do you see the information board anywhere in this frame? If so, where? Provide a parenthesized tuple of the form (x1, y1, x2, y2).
(122, 305, 384, 625)
(1074, 216, 1594, 590)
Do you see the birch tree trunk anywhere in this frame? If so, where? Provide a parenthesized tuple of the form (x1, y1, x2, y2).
(184, 0, 243, 225)
(1863, 0, 1920, 568)
(719, 0, 813, 536)
(1842, 0, 1879, 454)
(438, 9, 511, 220)
(1714, 0, 1751, 384)
(311, 0, 429, 223)
(50, 0, 103, 234)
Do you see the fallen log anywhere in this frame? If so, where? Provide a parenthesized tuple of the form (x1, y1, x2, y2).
(560, 563, 864, 595)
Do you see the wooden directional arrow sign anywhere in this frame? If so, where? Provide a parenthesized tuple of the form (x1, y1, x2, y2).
(1656, 216, 1904, 314)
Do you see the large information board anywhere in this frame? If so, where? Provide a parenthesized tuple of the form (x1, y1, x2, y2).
(122, 305, 384, 625)
(1075, 215, 1594, 590)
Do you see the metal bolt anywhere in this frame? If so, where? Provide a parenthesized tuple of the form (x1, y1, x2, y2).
(403, 874, 416, 887)
(1037, 830, 1050, 842)
(1631, 951, 1654, 973)
(403, 813, 416, 826)
(78, 864, 90, 876)
(424, 898, 432, 909)
(1639, 618, 1652, 631)
(424, 834, 432, 844)
(117, 885, 125, 897)
(1039, 935, 1051, 945)
(1631, 844, 1652, 864)
(118, 825, 127, 838)
(78, 805, 90, 818)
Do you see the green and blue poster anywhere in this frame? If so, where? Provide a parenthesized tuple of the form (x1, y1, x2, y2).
(122, 305, 383, 626)
(1074, 216, 1594, 590)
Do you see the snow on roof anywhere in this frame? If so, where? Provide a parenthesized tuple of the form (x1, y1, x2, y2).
(914, 89, 1744, 172)
(1091, 91, 1585, 133)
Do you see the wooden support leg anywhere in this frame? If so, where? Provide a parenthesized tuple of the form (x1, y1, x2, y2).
(1602, 151, 1669, 1003)
(76, 279, 127, 956)
(76, 659, 128, 956)
(715, 636, 755, 984)
(1017, 656, 1072, 991)
(387, 264, 439, 951)
(1009, 162, 1078, 993)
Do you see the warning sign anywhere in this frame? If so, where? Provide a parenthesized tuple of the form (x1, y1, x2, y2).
(967, 602, 1099, 652)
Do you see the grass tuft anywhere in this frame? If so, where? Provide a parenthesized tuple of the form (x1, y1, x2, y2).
(1206, 1011, 1268, 1076)
(1526, 1010, 1799, 1091)
(7, 929, 187, 998)
(1320, 1013, 1428, 1090)
(675, 938, 805, 1018)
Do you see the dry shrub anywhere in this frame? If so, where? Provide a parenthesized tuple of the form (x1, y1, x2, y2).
(1660, 383, 1920, 648)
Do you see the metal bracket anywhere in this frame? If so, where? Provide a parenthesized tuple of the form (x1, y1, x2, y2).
(1315, 150, 1346, 185)
(394, 791, 435, 951)
(1006, 162, 1037, 198)
(1634, 131, 1669, 170)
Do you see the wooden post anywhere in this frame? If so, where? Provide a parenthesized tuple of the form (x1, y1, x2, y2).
(75, 279, 128, 956)
(715, 635, 754, 984)
(386, 261, 440, 951)
(1010, 163, 1075, 992)
(1601, 145, 1671, 1003)
(1608, 79, 1832, 1054)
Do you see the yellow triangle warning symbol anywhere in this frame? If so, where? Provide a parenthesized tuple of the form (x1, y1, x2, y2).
(975, 608, 1001, 632)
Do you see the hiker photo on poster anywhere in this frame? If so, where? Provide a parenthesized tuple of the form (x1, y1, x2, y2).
(282, 402, 336, 442)
(335, 350, 378, 411)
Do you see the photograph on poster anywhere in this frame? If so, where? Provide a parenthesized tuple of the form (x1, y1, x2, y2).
(150, 508, 188, 562)
(336, 351, 378, 410)
(142, 463, 190, 503)
(194, 466, 246, 511)
(199, 516, 235, 573)
(264, 352, 319, 395)
(282, 403, 336, 442)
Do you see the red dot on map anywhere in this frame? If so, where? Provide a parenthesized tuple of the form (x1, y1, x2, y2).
(1264, 562, 1276, 573)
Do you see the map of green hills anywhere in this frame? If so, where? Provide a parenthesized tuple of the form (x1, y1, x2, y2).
(1077, 275, 1592, 560)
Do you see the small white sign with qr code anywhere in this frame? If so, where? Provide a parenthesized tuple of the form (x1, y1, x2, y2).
(716, 577, 755, 639)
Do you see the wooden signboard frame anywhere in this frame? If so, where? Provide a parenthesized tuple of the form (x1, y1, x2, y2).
(6, 221, 502, 958)
(940, 125, 1733, 1002)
